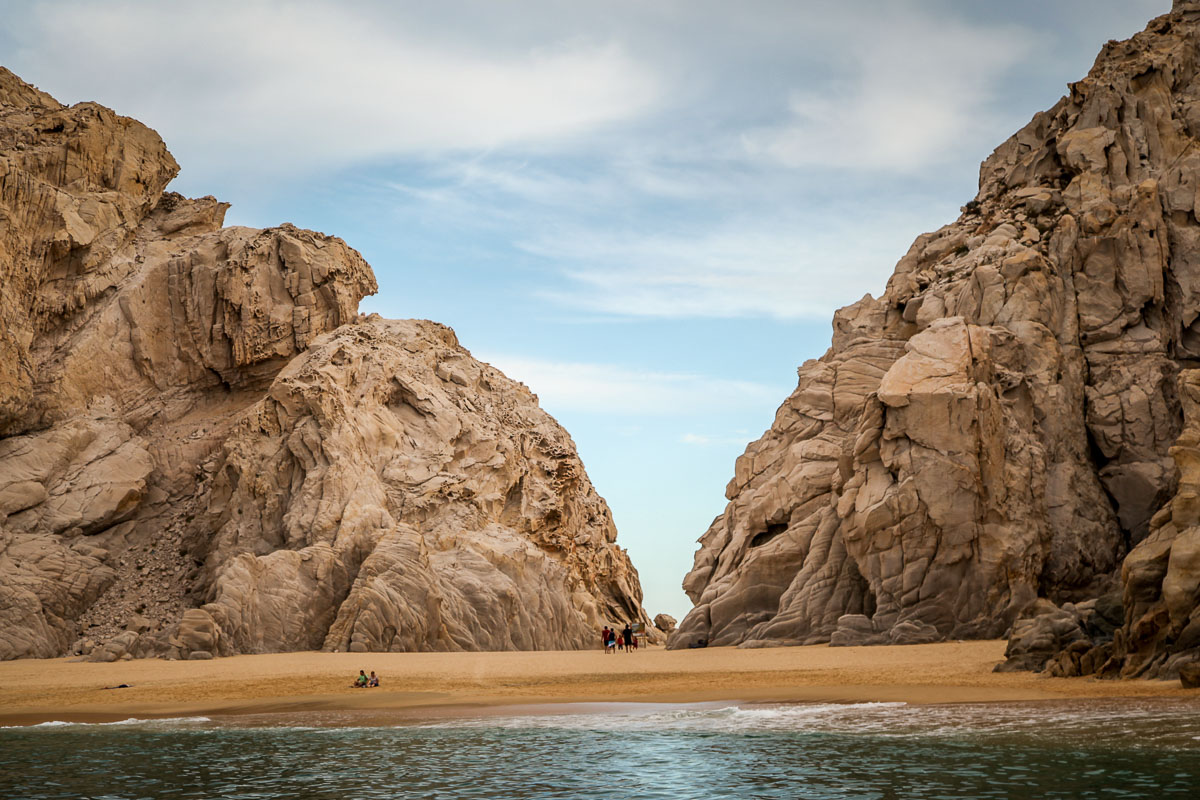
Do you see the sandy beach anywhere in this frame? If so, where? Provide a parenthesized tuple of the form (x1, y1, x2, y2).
(0, 640, 1195, 726)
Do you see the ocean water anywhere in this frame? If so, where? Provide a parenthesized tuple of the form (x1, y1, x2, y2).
(1, 699, 1198, 799)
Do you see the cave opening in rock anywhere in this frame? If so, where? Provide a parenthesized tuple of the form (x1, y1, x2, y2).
(863, 584, 877, 619)
(750, 522, 788, 548)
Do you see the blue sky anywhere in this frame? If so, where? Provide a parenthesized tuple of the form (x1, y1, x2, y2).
(1, 0, 1169, 620)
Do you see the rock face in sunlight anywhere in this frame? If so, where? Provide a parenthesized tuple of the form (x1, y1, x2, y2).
(0, 67, 647, 660)
(673, 2, 1200, 679)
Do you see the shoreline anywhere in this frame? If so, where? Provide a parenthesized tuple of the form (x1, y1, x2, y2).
(1, 641, 1195, 727)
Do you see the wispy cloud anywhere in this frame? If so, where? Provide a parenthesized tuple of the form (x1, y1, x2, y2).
(741, 8, 1037, 171)
(13, 1, 660, 175)
(382, 153, 743, 219)
(3, 0, 1148, 328)
(518, 211, 938, 320)
(476, 355, 782, 416)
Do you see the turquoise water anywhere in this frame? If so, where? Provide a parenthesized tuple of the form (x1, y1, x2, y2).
(2, 700, 1198, 799)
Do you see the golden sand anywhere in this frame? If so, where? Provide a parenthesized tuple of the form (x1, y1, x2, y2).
(0, 640, 1195, 726)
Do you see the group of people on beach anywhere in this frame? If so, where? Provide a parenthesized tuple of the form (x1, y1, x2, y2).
(351, 669, 380, 688)
(601, 624, 638, 653)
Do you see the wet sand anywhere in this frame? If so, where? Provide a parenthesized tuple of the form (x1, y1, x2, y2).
(0, 640, 1195, 726)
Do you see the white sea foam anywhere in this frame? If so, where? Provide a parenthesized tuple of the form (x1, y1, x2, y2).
(1, 716, 212, 729)
(423, 701, 912, 733)
(104, 716, 211, 726)
(417, 698, 1200, 748)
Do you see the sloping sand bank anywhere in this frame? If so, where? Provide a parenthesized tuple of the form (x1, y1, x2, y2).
(0, 641, 1194, 726)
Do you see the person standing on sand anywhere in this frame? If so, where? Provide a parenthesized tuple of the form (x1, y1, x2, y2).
(601, 626, 610, 651)
(623, 623, 634, 653)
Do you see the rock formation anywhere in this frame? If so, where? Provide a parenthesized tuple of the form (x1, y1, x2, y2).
(0, 67, 647, 660)
(672, 1, 1200, 679)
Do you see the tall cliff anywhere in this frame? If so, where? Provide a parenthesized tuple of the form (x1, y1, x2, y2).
(0, 68, 647, 660)
(672, 1, 1200, 678)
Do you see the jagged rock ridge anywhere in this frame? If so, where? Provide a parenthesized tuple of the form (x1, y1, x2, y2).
(672, 1, 1200, 679)
(0, 67, 648, 660)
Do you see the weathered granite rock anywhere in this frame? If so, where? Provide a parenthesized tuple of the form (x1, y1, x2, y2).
(654, 614, 677, 634)
(995, 601, 1090, 673)
(1100, 369, 1200, 678)
(0, 69, 648, 659)
(0, 529, 113, 659)
(169, 608, 225, 660)
(0, 413, 152, 536)
(1180, 661, 1200, 688)
(0, 68, 178, 436)
(994, 590, 1127, 675)
(672, 2, 1200, 676)
(87, 630, 139, 663)
(193, 317, 643, 653)
(829, 614, 886, 647)
(887, 619, 940, 645)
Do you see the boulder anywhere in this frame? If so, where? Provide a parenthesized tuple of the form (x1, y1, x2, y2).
(888, 620, 940, 645)
(87, 631, 139, 663)
(995, 604, 1089, 673)
(654, 614, 677, 634)
(172, 609, 223, 658)
(829, 614, 887, 647)
(1180, 661, 1200, 688)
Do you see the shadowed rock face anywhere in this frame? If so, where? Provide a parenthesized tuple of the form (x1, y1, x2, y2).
(0, 68, 647, 660)
(672, 2, 1200, 677)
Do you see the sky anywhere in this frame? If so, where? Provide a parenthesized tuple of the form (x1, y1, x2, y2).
(0, 0, 1170, 621)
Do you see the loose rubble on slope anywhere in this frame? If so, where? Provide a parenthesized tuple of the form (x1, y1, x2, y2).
(0, 67, 648, 661)
(672, 1, 1200, 679)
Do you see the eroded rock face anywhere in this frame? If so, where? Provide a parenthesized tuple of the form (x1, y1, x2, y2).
(194, 318, 643, 653)
(0, 68, 178, 436)
(1105, 368, 1200, 677)
(672, 2, 1200, 676)
(0, 68, 647, 659)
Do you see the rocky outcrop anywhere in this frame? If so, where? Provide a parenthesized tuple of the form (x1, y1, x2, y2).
(195, 317, 643, 653)
(1118, 367, 1200, 675)
(0, 68, 647, 659)
(672, 1, 1200, 677)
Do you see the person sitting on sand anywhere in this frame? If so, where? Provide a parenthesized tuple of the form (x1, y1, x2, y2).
(353, 669, 368, 688)
(368, 671, 379, 688)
